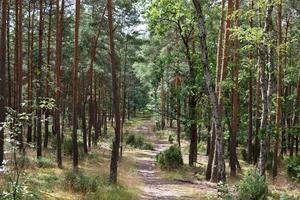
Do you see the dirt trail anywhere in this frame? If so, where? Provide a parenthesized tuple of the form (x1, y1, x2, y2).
(135, 120, 216, 200)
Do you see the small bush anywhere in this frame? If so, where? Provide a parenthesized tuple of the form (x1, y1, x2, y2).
(64, 171, 99, 193)
(236, 170, 268, 200)
(217, 181, 233, 200)
(34, 157, 55, 168)
(125, 134, 154, 150)
(168, 134, 174, 144)
(63, 138, 84, 157)
(286, 156, 300, 180)
(155, 145, 183, 169)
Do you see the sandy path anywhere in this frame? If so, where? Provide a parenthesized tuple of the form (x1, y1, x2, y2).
(135, 120, 216, 200)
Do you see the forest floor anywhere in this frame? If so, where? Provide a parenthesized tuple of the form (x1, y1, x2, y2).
(1, 116, 299, 199)
(132, 119, 216, 200)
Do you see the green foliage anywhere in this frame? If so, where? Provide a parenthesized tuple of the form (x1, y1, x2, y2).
(64, 171, 99, 193)
(87, 185, 137, 200)
(63, 138, 85, 157)
(155, 145, 183, 169)
(125, 134, 154, 150)
(236, 170, 268, 200)
(168, 134, 174, 144)
(286, 156, 300, 180)
(279, 193, 297, 200)
(217, 181, 233, 200)
(33, 157, 55, 168)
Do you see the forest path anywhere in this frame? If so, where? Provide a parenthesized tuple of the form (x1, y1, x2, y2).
(134, 119, 216, 200)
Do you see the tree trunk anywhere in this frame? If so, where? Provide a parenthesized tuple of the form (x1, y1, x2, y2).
(44, 0, 53, 149)
(258, 0, 273, 176)
(108, 0, 121, 184)
(247, 0, 254, 163)
(230, 0, 239, 176)
(273, 0, 283, 178)
(193, 0, 226, 182)
(0, 0, 8, 166)
(36, 0, 44, 159)
(72, 0, 81, 171)
(206, 0, 225, 181)
(54, 0, 64, 169)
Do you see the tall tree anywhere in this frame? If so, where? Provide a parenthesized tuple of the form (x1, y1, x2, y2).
(258, 0, 274, 176)
(37, 0, 44, 159)
(230, 0, 240, 176)
(108, 0, 121, 184)
(54, 0, 64, 168)
(44, 0, 53, 148)
(72, 0, 81, 171)
(0, 0, 8, 166)
(206, 0, 225, 181)
(193, 0, 226, 182)
(273, 0, 283, 178)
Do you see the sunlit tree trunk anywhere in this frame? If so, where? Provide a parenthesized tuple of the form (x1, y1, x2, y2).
(258, 0, 273, 176)
(206, 0, 225, 181)
(193, 0, 226, 182)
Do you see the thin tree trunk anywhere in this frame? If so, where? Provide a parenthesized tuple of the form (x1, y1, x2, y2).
(272, 0, 283, 178)
(258, 0, 273, 176)
(27, 0, 35, 143)
(230, 0, 239, 176)
(108, 0, 121, 184)
(72, 0, 81, 171)
(54, 0, 64, 169)
(206, 0, 225, 181)
(36, 0, 44, 159)
(44, 0, 53, 149)
(0, 0, 8, 166)
(193, 0, 226, 182)
(247, 0, 254, 163)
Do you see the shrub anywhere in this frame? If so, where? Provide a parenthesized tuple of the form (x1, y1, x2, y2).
(286, 156, 300, 180)
(125, 134, 154, 150)
(155, 145, 183, 169)
(63, 138, 84, 157)
(217, 181, 233, 200)
(64, 171, 99, 193)
(236, 170, 268, 200)
(34, 157, 55, 168)
(168, 134, 174, 144)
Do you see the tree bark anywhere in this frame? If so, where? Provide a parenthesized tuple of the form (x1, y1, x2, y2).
(108, 0, 121, 184)
(44, 0, 53, 149)
(36, 0, 44, 159)
(193, 0, 226, 182)
(273, 0, 283, 178)
(230, 0, 239, 176)
(72, 0, 81, 171)
(258, 0, 273, 176)
(0, 0, 8, 166)
(54, 0, 64, 169)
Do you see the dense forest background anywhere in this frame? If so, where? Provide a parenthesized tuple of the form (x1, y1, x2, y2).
(0, 0, 300, 199)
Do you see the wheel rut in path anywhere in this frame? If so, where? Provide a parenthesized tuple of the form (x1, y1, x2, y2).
(135, 120, 216, 200)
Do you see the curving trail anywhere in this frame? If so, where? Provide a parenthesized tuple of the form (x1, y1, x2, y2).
(134, 120, 216, 200)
